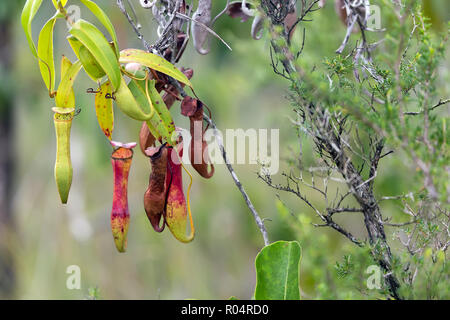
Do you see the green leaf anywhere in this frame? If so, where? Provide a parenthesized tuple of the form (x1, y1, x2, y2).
(146, 80, 176, 142)
(67, 35, 82, 56)
(80, 0, 120, 57)
(60, 56, 75, 109)
(52, 0, 68, 9)
(119, 49, 192, 87)
(79, 45, 107, 81)
(68, 35, 107, 81)
(114, 76, 154, 121)
(95, 81, 114, 140)
(56, 60, 82, 109)
(128, 79, 168, 141)
(37, 16, 57, 93)
(254, 241, 301, 300)
(69, 19, 121, 90)
(21, 0, 44, 57)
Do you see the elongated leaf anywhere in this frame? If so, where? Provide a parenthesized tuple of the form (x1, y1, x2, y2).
(128, 80, 168, 141)
(79, 45, 107, 81)
(113, 76, 154, 121)
(254, 241, 301, 300)
(52, 0, 68, 8)
(119, 49, 192, 87)
(21, 0, 44, 57)
(145, 121, 162, 142)
(67, 35, 82, 57)
(80, 0, 120, 57)
(147, 80, 175, 135)
(69, 19, 121, 90)
(142, 79, 176, 144)
(38, 16, 57, 93)
(56, 60, 83, 109)
(68, 35, 107, 81)
(95, 81, 114, 140)
(60, 56, 75, 109)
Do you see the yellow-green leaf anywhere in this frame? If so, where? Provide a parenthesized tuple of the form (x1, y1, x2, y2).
(147, 80, 175, 135)
(95, 81, 114, 140)
(52, 0, 68, 9)
(68, 35, 108, 81)
(69, 19, 121, 90)
(119, 49, 192, 87)
(134, 79, 176, 143)
(38, 16, 57, 93)
(56, 60, 82, 109)
(79, 45, 107, 81)
(60, 56, 75, 109)
(114, 76, 154, 121)
(21, 0, 44, 57)
(67, 35, 82, 57)
(128, 79, 169, 141)
(80, 0, 120, 57)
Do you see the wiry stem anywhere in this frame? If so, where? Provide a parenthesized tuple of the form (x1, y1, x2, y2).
(204, 114, 270, 246)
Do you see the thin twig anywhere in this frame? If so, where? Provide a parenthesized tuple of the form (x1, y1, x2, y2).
(176, 12, 233, 51)
(117, 0, 152, 51)
(204, 114, 270, 246)
(404, 99, 450, 116)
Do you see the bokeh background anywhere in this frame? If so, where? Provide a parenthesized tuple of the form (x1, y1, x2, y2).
(0, 0, 448, 299)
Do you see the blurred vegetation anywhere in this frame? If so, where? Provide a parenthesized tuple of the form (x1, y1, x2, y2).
(0, 0, 448, 299)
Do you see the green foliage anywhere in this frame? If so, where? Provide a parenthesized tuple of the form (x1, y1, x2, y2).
(335, 255, 354, 279)
(37, 15, 57, 93)
(268, 1, 449, 300)
(79, 0, 120, 57)
(254, 241, 301, 300)
(21, 0, 44, 57)
(69, 19, 121, 90)
(86, 286, 101, 300)
(276, 201, 385, 299)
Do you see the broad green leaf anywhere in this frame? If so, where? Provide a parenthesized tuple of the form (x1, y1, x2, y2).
(80, 0, 120, 57)
(95, 81, 114, 140)
(56, 60, 82, 109)
(21, 0, 44, 57)
(254, 241, 301, 300)
(37, 16, 57, 93)
(119, 49, 192, 87)
(69, 19, 121, 90)
(60, 56, 75, 109)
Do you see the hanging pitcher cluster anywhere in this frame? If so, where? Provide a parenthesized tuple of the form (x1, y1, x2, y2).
(21, 0, 214, 252)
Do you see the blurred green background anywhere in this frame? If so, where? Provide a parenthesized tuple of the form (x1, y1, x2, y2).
(0, 0, 448, 299)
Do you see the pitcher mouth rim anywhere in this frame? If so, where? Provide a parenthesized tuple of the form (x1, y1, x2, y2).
(52, 107, 76, 115)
